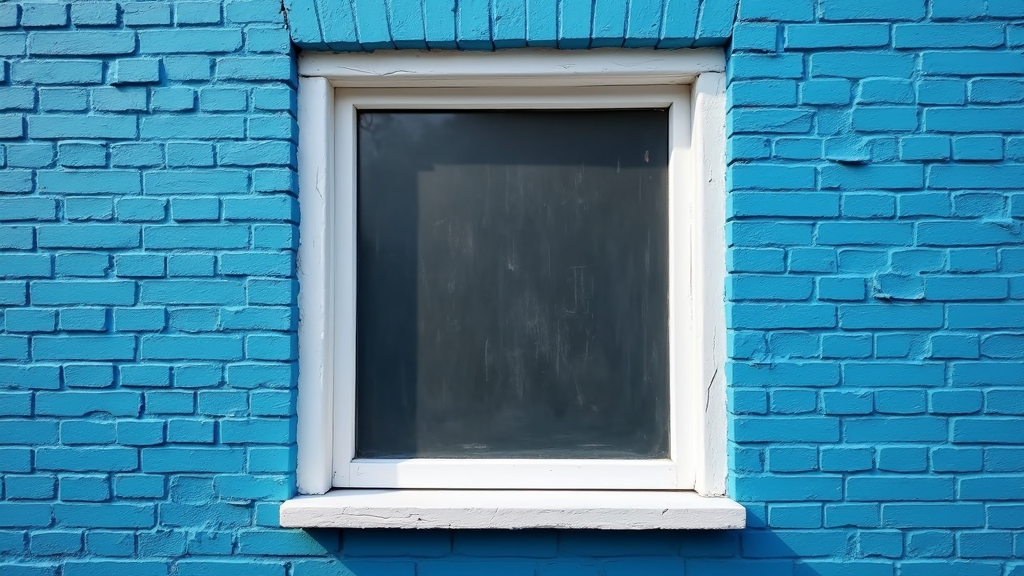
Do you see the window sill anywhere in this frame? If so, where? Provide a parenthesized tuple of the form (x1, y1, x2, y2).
(279, 490, 746, 530)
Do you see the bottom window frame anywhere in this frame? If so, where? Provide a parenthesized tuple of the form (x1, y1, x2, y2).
(294, 49, 730, 513)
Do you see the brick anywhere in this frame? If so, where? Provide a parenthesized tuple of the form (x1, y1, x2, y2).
(59, 475, 110, 502)
(120, 3, 168, 26)
(111, 58, 161, 84)
(858, 79, 914, 105)
(199, 87, 247, 111)
(139, 28, 241, 53)
(62, 364, 115, 388)
(0, 3, 17, 27)
(971, 79, 1024, 104)
(245, 114, 296, 140)
(811, 53, 915, 79)
(0, 226, 34, 250)
(151, 86, 197, 111)
(56, 504, 154, 529)
(115, 254, 165, 278)
(246, 27, 290, 53)
(922, 51, 1024, 76)
(116, 198, 166, 222)
(988, 505, 1024, 529)
(839, 305, 943, 330)
(31, 530, 82, 555)
(848, 476, 953, 501)
(845, 417, 947, 443)
(958, 532, 1013, 558)
(144, 225, 249, 249)
(167, 254, 216, 276)
(70, 2, 118, 26)
(0, 88, 34, 112)
(895, 24, 1004, 48)
(28, 31, 136, 56)
(786, 24, 889, 49)
(51, 252, 108, 278)
(734, 417, 839, 443)
(927, 108, 1024, 134)
(0, 503, 52, 528)
(176, 2, 222, 25)
(5, 143, 55, 168)
(142, 448, 243, 473)
(20, 3, 68, 27)
(0, 420, 58, 445)
(13, 60, 102, 84)
(729, 304, 836, 329)
(732, 192, 833, 217)
(0, 114, 25, 138)
(843, 363, 944, 387)
(821, 165, 922, 190)
(819, 0, 925, 20)
(953, 419, 1024, 444)
(141, 115, 244, 139)
(36, 391, 140, 417)
(252, 168, 295, 192)
(238, 530, 337, 556)
(30, 281, 135, 305)
(141, 280, 245, 305)
(731, 54, 804, 80)
(949, 305, 1024, 329)
(853, 107, 918, 132)
(141, 335, 243, 360)
(800, 79, 851, 106)
(144, 170, 248, 194)
(901, 136, 950, 161)
(174, 561, 283, 576)
(0, 254, 51, 278)
(65, 197, 114, 221)
(37, 225, 140, 249)
(729, 109, 813, 134)
(734, 475, 842, 502)
(220, 418, 291, 444)
(4, 308, 55, 332)
(882, 504, 984, 529)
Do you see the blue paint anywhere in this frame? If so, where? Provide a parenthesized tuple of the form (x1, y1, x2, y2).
(388, 0, 428, 49)
(353, 0, 394, 49)
(456, 0, 492, 49)
(590, 0, 627, 48)
(2, 0, 1024, 574)
(424, 0, 458, 48)
(492, 0, 528, 49)
(624, 0, 662, 47)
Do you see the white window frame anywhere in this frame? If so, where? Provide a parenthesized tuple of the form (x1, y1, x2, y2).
(286, 49, 737, 529)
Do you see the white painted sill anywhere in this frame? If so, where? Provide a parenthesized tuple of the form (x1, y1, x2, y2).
(279, 490, 746, 530)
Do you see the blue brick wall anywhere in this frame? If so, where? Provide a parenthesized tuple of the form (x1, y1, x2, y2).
(2, 0, 1024, 575)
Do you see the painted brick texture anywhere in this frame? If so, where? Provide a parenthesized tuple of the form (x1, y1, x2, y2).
(1, 0, 1024, 575)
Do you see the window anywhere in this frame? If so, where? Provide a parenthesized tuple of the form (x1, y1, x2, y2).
(285, 50, 740, 529)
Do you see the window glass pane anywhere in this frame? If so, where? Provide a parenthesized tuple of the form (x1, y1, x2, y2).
(356, 110, 670, 459)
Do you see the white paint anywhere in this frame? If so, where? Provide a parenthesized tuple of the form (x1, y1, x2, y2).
(330, 86, 357, 488)
(348, 459, 678, 490)
(668, 78, 696, 491)
(329, 86, 693, 491)
(294, 50, 730, 515)
(299, 48, 726, 88)
(280, 489, 746, 530)
(691, 72, 728, 496)
(295, 75, 334, 495)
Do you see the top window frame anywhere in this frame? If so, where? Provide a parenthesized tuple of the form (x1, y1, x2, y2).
(294, 48, 728, 497)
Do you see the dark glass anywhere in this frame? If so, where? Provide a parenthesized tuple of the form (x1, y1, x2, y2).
(356, 110, 670, 459)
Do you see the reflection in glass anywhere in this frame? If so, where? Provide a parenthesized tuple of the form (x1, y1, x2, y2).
(356, 110, 670, 459)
